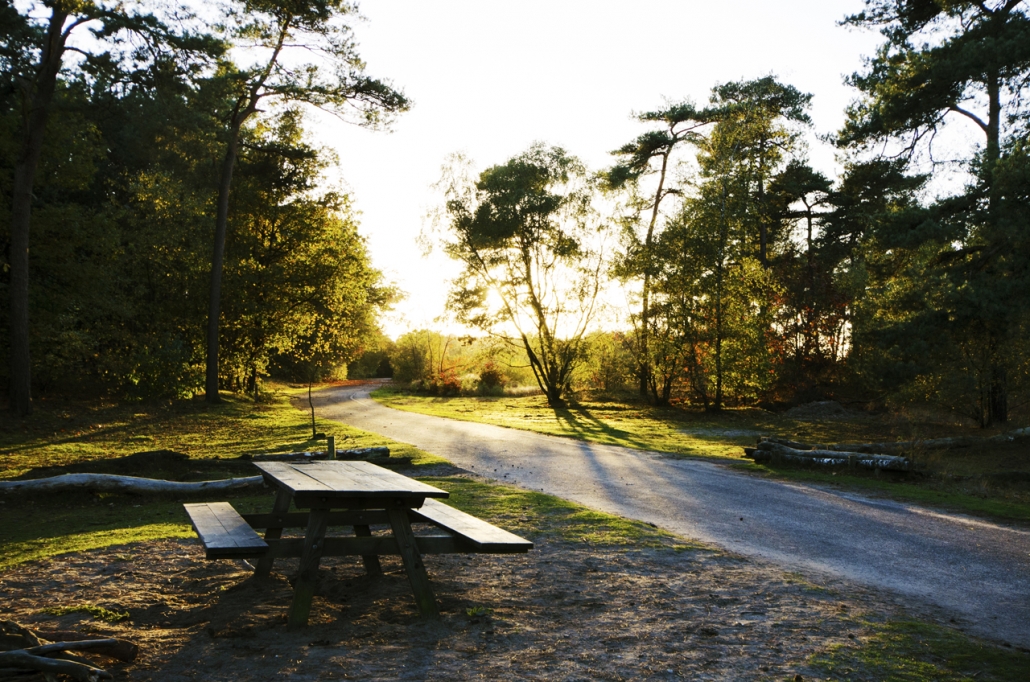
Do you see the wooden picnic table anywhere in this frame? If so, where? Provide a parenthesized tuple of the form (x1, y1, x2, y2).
(184, 460, 531, 627)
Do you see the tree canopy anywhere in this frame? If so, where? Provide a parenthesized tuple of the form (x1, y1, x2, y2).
(438, 145, 611, 406)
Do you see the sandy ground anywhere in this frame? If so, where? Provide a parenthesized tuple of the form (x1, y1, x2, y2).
(0, 532, 913, 681)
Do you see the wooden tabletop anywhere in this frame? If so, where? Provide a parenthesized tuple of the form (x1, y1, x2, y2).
(255, 461, 448, 509)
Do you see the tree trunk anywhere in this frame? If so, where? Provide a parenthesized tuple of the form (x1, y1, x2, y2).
(984, 68, 1007, 425)
(638, 150, 672, 401)
(989, 366, 1008, 425)
(205, 127, 242, 403)
(7, 7, 69, 416)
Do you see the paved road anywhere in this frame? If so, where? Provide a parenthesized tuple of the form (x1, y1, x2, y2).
(314, 383, 1030, 648)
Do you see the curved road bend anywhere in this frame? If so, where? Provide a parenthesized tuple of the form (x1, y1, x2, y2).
(312, 383, 1030, 648)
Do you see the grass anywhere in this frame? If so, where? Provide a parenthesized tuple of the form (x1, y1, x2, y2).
(0, 388, 443, 570)
(812, 618, 1030, 681)
(0, 387, 688, 572)
(733, 461, 1030, 523)
(372, 387, 1030, 524)
(0, 389, 443, 482)
(424, 476, 703, 550)
(1, 384, 1026, 678)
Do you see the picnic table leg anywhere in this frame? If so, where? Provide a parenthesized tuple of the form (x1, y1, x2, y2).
(386, 507, 439, 619)
(353, 524, 383, 576)
(254, 489, 292, 578)
(288, 507, 330, 628)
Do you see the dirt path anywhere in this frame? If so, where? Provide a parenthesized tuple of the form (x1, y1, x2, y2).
(3, 538, 907, 680)
(313, 383, 1030, 649)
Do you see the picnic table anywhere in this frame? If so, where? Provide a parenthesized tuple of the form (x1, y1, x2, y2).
(183, 460, 532, 626)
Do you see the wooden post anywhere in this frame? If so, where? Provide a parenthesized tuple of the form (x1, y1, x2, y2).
(327, 435, 336, 460)
(254, 489, 292, 577)
(354, 524, 383, 576)
(288, 508, 330, 627)
(387, 506, 439, 618)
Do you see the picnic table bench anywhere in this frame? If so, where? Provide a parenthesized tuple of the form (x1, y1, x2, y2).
(183, 460, 531, 626)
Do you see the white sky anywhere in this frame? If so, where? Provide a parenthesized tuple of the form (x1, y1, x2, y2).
(314, 1, 883, 339)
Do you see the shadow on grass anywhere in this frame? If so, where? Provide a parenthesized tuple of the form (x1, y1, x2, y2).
(0, 486, 276, 571)
(550, 402, 655, 451)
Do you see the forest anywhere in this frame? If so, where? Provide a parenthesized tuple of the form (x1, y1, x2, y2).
(1, 0, 407, 413)
(3, 0, 1030, 428)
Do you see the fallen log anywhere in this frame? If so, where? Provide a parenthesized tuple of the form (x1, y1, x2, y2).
(0, 622, 126, 681)
(0, 473, 264, 495)
(33, 632, 138, 662)
(761, 425, 1030, 455)
(0, 649, 113, 680)
(751, 441, 910, 470)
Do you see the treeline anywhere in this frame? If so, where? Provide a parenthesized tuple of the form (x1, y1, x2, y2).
(349, 330, 633, 398)
(1, 1, 406, 410)
(424, 1, 1030, 425)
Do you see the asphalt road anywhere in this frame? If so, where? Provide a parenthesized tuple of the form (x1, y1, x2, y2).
(313, 382, 1030, 648)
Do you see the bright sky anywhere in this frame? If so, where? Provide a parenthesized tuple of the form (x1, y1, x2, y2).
(316, 1, 882, 339)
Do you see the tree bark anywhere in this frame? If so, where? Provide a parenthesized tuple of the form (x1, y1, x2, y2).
(984, 66, 1007, 425)
(203, 18, 290, 403)
(205, 127, 241, 403)
(7, 6, 70, 416)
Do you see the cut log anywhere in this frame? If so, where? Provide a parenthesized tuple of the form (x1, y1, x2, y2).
(754, 441, 909, 470)
(0, 473, 263, 495)
(760, 426, 1030, 455)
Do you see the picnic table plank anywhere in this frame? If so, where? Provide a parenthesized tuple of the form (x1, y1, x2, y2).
(411, 499, 533, 552)
(255, 462, 335, 493)
(285, 460, 447, 496)
(184, 502, 268, 558)
(255, 461, 447, 507)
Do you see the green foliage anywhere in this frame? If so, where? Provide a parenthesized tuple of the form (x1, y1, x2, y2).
(0, 11, 394, 402)
(840, 0, 1030, 425)
(348, 331, 396, 379)
(577, 331, 635, 394)
(437, 145, 612, 406)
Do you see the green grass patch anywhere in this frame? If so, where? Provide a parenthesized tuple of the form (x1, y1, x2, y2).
(371, 388, 993, 460)
(373, 387, 1030, 524)
(421, 476, 705, 550)
(42, 604, 131, 624)
(735, 462, 1030, 524)
(0, 388, 444, 571)
(0, 388, 443, 481)
(813, 618, 1030, 681)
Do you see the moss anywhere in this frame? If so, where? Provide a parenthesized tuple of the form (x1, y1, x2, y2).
(812, 618, 1030, 681)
